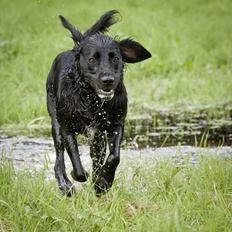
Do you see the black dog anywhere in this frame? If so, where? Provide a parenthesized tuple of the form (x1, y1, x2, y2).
(46, 10, 151, 195)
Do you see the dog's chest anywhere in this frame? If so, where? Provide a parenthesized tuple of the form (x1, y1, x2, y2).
(59, 82, 125, 132)
(70, 102, 114, 132)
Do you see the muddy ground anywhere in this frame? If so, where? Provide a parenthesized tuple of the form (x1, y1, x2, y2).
(1, 136, 231, 183)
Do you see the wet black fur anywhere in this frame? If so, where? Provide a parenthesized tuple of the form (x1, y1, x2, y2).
(46, 10, 151, 196)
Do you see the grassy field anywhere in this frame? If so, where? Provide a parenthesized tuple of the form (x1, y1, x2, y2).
(0, 157, 231, 231)
(1, 2, 231, 231)
(0, 0, 232, 125)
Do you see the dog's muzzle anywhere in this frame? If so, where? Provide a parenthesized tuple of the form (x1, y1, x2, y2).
(97, 75, 115, 101)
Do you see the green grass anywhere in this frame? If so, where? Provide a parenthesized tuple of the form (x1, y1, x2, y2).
(0, 0, 232, 125)
(0, 157, 231, 231)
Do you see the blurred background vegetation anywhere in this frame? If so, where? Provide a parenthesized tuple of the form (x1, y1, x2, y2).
(0, 0, 232, 125)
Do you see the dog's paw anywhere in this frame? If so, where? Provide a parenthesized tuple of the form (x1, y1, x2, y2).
(71, 169, 89, 182)
(94, 177, 108, 197)
(59, 182, 75, 197)
(94, 176, 113, 197)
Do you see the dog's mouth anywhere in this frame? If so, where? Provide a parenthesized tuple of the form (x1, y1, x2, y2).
(97, 89, 114, 101)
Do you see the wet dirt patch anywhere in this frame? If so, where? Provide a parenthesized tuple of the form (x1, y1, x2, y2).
(0, 136, 231, 180)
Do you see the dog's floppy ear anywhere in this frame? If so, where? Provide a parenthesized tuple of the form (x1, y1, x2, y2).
(59, 15, 83, 44)
(119, 38, 152, 63)
(84, 10, 119, 37)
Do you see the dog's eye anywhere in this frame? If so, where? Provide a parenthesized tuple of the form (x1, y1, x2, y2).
(112, 57, 119, 63)
(88, 57, 96, 64)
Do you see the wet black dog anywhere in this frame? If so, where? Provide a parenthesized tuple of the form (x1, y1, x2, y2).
(46, 10, 151, 195)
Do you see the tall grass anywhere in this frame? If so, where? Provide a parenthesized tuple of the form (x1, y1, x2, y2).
(0, 0, 232, 124)
(0, 157, 231, 231)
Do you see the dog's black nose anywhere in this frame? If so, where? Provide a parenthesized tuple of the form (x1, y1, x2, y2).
(101, 76, 114, 85)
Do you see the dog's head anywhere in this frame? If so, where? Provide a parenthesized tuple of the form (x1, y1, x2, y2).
(59, 10, 151, 101)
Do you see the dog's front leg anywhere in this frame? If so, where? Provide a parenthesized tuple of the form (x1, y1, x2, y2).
(90, 131, 106, 183)
(94, 125, 123, 195)
(51, 119, 74, 195)
(62, 130, 89, 182)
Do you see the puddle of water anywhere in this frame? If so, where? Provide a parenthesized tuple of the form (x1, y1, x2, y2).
(125, 105, 232, 148)
(0, 105, 231, 148)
